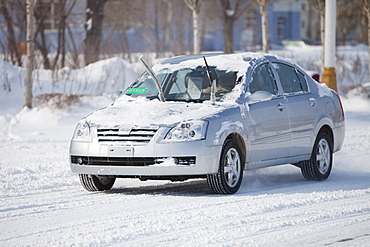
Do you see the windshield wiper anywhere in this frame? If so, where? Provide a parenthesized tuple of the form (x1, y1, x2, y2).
(166, 98, 205, 103)
(139, 55, 165, 102)
(203, 56, 216, 105)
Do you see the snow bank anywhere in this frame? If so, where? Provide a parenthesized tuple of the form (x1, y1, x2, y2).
(0, 57, 138, 116)
(0, 57, 138, 141)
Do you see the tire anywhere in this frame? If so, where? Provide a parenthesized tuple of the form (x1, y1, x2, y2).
(79, 174, 116, 192)
(301, 132, 333, 181)
(207, 139, 244, 194)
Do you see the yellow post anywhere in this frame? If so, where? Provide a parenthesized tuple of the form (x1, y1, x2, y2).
(322, 67, 337, 92)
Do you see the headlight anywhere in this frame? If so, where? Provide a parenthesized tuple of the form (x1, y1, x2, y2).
(163, 120, 208, 142)
(72, 120, 91, 142)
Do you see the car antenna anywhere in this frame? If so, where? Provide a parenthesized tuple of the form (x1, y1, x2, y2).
(139, 55, 165, 102)
(203, 56, 216, 105)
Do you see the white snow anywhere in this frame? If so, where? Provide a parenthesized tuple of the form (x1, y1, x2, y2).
(88, 96, 230, 128)
(1, 50, 370, 246)
(152, 53, 265, 80)
(317, 82, 333, 97)
(86, 18, 92, 31)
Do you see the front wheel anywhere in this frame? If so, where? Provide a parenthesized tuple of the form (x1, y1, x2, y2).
(300, 132, 333, 181)
(79, 174, 116, 192)
(207, 140, 244, 194)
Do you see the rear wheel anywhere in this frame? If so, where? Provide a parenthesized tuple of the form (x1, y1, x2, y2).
(79, 174, 116, 192)
(301, 132, 333, 181)
(207, 140, 244, 194)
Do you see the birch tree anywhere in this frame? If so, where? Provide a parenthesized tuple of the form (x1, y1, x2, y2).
(256, 0, 270, 53)
(360, 0, 370, 78)
(185, 0, 203, 54)
(24, 0, 35, 108)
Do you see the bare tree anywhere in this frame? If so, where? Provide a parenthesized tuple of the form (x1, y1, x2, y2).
(305, 1, 313, 40)
(360, 0, 370, 78)
(337, 0, 361, 45)
(33, 1, 52, 69)
(84, 0, 107, 65)
(312, 0, 325, 45)
(256, 0, 270, 53)
(0, 0, 23, 65)
(219, 0, 250, 53)
(172, 0, 187, 55)
(53, 0, 77, 69)
(185, 0, 203, 54)
(33, 0, 78, 70)
(24, 0, 35, 108)
(312, 0, 325, 66)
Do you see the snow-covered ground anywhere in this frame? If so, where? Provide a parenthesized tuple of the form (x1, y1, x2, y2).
(1, 50, 370, 246)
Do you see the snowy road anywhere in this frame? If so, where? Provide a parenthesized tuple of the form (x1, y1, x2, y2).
(1, 102, 370, 246)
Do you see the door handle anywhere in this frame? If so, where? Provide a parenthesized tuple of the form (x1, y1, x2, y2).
(309, 98, 317, 106)
(276, 103, 285, 111)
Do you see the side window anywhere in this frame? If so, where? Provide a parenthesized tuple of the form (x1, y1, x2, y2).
(249, 63, 278, 95)
(297, 70, 309, 92)
(272, 63, 307, 94)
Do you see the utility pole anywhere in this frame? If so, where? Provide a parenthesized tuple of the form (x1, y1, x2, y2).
(321, 0, 337, 92)
(24, 0, 35, 108)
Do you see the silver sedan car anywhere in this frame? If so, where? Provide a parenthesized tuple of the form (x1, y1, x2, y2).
(70, 53, 345, 194)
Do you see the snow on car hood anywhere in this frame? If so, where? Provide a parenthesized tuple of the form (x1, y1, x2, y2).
(85, 95, 232, 128)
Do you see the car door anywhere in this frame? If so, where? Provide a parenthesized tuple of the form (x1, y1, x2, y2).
(271, 62, 317, 158)
(246, 62, 291, 165)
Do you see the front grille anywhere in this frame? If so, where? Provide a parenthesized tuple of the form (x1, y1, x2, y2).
(71, 156, 196, 166)
(97, 128, 157, 145)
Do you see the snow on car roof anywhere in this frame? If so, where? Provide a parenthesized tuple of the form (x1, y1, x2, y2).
(151, 53, 277, 79)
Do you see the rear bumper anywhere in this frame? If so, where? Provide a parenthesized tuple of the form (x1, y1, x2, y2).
(333, 122, 345, 153)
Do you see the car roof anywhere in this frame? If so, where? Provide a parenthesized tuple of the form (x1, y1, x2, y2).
(159, 53, 281, 65)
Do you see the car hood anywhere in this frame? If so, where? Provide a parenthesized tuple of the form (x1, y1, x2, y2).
(85, 96, 232, 129)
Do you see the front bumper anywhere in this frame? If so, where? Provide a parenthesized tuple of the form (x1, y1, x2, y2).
(70, 135, 220, 177)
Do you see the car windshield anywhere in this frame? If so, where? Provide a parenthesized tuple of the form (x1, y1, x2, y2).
(125, 66, 238, 102)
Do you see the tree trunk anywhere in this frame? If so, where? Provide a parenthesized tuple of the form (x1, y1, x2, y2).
(306, 1, 312, 39)
(35, 27, 51, 70)
(185, 0, 203, 54)
(364, 0, 370, 79)
(219, 0, 250, 53)
(24, 0, 35, 108)
(258, 0, 269, 53)
(220, 0, 234, 54)
(0, 1, 22, 66)
(154, 0, 160, 57)
(320, 7, 325, 66)
(33, 0, 51, 70)
(84, 0, 107, 65)
(192, 7, 201, 54)
(312, 0, 325, 66)
(223, 17, 234, 53)
(174, 0, 186, 55)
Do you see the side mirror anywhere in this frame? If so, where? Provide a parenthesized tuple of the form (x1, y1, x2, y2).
(111, 91, 123, 101)
(246, 91, 274, 103)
